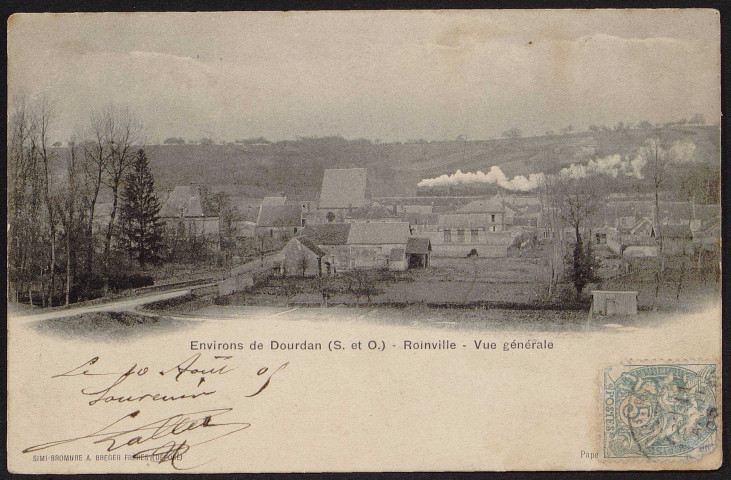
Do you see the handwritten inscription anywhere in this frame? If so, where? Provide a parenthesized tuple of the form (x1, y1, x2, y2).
(24, 354, 291, 469)
(52, 354, 288, 406)
(24, 408, 251, 470)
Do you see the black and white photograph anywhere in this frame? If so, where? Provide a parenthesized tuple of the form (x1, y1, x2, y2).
(6, 9, 722, 473)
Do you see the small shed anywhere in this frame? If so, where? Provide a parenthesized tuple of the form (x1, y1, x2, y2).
(591, 291, 638, 316)
(406, 237, 432, 268)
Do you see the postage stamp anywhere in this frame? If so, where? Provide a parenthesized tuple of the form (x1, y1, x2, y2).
(603, 363, 718, 460)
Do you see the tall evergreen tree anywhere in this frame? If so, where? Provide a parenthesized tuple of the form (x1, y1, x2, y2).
(567, 234, 601, 299)
(119, 150, 165, 266)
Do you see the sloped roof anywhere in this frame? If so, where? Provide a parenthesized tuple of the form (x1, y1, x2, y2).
(319, 168, 369, 209)
(389, 248, 406, 261)
(262, 196, 286, 206)
(229, 196, 263, 222)
(402, 212, 439, 225)
(630, 217, 654, 234)
(347, 222, 410, 245)
(406, 237, 431, 254)
(299, 224, 351, 245)
(655, 224, 692, 239)
(160, 185, 215, 218)
(297, 237, 326, 257)
(457, 196, 505, 214)
(621, 235, 658, 247)
(438, 214, 494, 229)
(347, 204, 396, 219)
(256, 204, 302, 227)
(512, 217, 537, 227)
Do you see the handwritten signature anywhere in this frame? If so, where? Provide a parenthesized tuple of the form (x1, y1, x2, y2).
(23, 408, 251, 470)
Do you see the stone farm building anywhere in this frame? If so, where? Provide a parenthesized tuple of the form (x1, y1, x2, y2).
(160, 185, 220, 247)
(346, 222, 411, 269)
(427, 197, 513, 257)
(255, 204, 303, 239)
(299, 223, 351, 274)
(318, 168, 371, 222)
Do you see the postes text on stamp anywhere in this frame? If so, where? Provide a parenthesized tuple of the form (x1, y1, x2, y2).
(603, 363, 718, 460)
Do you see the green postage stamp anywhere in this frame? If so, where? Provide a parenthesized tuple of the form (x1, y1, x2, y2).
(603, 363, 718, 460)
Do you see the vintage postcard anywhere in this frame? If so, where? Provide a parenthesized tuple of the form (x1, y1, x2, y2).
(6, 10, 721, 472)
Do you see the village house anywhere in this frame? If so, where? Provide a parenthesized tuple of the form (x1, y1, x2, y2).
(346, 222, 411, 269)
(285, 197, 318, 227)
(160, 184, 220, 247)
(255, 204, 303, 239)
(654, 224, 694, 256)
(427, 197, 512, 257)
(318, 168, 371, 223)
(401, 212, 439, 235)
(345, 204, 400, 223)
(282, 237, 326, 277)
(298, 224, 352, 275)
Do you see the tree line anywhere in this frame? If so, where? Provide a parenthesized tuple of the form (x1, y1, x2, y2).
(8, 96, 165, 306)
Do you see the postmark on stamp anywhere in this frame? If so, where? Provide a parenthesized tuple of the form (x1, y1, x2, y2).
(603, 363, 718, 460)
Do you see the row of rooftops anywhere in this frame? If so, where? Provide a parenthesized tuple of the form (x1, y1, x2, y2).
(154, 169, 719, 237)
(297, 222, 430, 252)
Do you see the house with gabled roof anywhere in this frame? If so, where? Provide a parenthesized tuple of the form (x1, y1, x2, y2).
(346, 222, 410, 269)
(282, 236, 326, 277)
(653, 224, 694, 256)
(318, 168, 371, 222)
(255, 204, 303, 239)
(160, 184, 220, 247)
(426, 195, 511, 257)
(298, 224, 352, 273)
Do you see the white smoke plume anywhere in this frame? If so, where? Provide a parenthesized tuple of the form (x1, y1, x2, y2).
(559, 154, 646, 180)
(670, 139, 697, 163)
(416, 166, 545, 192)
(418, 140, 696, 191)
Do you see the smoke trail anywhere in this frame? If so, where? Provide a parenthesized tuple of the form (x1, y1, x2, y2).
(418, 140, 696, 191)
(559, 154, 646, 180)
(416, 166, 544, 192)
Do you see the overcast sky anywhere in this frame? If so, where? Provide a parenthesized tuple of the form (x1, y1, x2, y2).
(8, 10, 720, 143)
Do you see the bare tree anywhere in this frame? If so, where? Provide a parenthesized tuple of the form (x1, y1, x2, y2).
(32, 97, 59, 306)
(640, 138, 672, 227)
(298, 253, 310, 277)
(558, 177, 604, 298)
(59, 139, 84, 305)
(83, 104, 144, 286)
(80, 117, 110, 281)
(538, 175, 567, 296)
(639, 137, 673, 272)
(7, 95, 43, 302)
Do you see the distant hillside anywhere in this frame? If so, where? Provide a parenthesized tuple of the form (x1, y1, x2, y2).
(54, 126, 719, 201)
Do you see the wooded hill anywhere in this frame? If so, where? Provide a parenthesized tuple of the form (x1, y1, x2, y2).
(54, 125, 721, 202)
